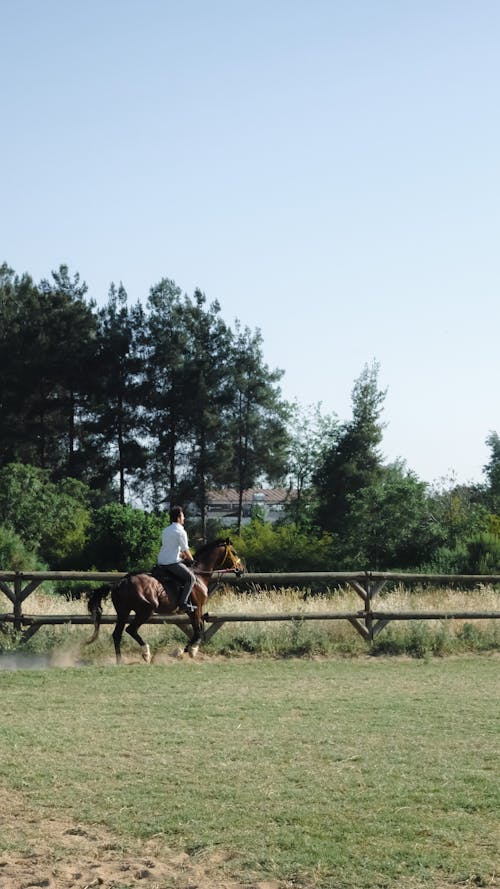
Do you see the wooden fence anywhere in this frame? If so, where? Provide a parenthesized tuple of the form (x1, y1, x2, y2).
(1, 569, 499, 644)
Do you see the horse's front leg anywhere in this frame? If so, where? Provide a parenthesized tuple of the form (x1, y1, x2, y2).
(184, 607, 204, 659)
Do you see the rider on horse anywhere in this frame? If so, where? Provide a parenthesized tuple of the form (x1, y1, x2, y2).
(156, 505, 197, 614)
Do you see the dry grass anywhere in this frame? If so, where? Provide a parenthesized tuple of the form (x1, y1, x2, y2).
(212, 581, 500, 614)
(1, 581, 499, 658)
(1, 579, 499, 616)
(210, 582, 500, 633)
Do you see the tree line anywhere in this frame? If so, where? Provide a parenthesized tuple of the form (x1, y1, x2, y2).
(0, 262, 288, 533)
(1, 260, 500, 575)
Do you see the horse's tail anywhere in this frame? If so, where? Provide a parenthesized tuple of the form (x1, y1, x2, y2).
(86, 584, 111, 645)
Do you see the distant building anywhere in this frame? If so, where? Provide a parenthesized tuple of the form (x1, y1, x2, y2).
(205, 487, 296, 525)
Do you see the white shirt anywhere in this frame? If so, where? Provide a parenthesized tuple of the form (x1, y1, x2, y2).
(157, 522, 189, 565)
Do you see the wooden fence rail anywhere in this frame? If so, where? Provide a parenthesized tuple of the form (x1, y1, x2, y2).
(0, 570, 499, 643)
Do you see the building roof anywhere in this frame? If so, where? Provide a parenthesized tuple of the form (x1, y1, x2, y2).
(206, 487, 295, 506)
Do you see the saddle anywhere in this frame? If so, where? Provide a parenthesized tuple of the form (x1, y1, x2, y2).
(150, 565, 183, 606)
(150, 565, 201, 615)
(151, 564, 177, 582)
(149, 565, 181, 595)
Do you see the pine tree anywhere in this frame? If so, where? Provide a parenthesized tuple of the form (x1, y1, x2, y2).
(142, 278, 191, 507)
(38, 265, 97, 478)
(0, 265, 40, 467)
(181, 290, 234, 537)
(0, 264, 97, 477)
(88, 284, 146, 503)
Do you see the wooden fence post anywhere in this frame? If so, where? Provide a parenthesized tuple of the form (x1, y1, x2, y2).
(13, 575, 23, 632)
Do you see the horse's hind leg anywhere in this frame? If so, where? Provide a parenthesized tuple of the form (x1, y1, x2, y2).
(126, 610, 153, 663)
(112, 616, 128, 664)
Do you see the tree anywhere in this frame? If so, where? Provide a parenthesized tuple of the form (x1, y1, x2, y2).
(88, 284, 147, 504)
(483, 431, 500, 514)
(224, 323, 290, 533)
(0, 264, 98, 478)
(345, 461, 442, 569)
(237, 517, 335, 572)
(286, 402, 338, 530)
(0, 463, 91, 567)
(0, 266, 43, 467)
(0, 524, 48, 571)
(142, 278, 191, 507)
(82, 503, 164, 571)
(37, 265, 98, 478)
(424, 474, 490, 571)
(313, 361, 386, 541)
(180, 289, 234, 537)
(427, 476, 489, 550)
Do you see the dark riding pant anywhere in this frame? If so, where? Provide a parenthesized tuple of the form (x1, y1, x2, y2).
(161, 561, 196, 608)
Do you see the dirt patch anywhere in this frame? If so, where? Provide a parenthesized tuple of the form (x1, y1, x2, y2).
(0, 787, 288, 889)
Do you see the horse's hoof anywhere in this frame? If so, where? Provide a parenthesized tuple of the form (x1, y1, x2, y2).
(189, 645, 199, 659)
(172, 646, 185, 659)
(141, 645, 152, 664)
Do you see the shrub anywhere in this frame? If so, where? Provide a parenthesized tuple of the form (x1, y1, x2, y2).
(0, 524, 48, 571)
(0, 463, 91, 568)
(462, 534, 500, 573)
(234, 519, 335, 572)
(82, 504, 165, 571)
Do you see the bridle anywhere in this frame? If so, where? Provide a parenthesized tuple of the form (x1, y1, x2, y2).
(193, 541, 244, 579)
(218, 542, 244, 576)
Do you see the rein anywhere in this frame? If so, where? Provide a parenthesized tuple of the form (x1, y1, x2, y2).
(195, 566, 238, 576)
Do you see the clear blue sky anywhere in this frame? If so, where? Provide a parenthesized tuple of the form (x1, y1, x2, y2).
(2, 1, 499, 487)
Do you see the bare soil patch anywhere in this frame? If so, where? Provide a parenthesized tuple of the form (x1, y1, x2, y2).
(0, 787, 286, 889)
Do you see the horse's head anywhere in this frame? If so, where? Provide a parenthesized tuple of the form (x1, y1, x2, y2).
(220, 538, 245, 576)
(194, 537, 245, 576)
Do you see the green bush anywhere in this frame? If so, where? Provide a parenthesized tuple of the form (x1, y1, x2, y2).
(0, 524, 48, 571)
(233, 519, 335, 572)
(431, 623, 455, 656)
(462, 534, 500, 573)
(406, 622, 433, 658)
(0, 463, 91, 568)
(427, 533, 500, 575)
(457, 621, 499, 652)
(426, 544, 469, 574)
(371, 628, 407, 656)
(82, 503, 165, 571)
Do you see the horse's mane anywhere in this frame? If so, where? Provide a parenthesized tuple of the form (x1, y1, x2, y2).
(194, 537, 232, 561)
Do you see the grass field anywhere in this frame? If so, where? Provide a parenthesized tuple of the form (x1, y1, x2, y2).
(0, 656, 498, 888)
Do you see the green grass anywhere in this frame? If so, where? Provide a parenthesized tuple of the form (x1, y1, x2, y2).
(0, 657, 499, 887)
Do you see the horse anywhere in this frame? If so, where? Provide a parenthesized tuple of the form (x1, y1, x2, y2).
(86, 537, 244, 663)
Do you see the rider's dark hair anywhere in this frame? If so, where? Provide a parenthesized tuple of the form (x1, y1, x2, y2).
(169, 505, 184, 523)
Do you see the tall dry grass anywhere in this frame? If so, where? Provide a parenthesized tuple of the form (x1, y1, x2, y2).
(204, 584, 500, 656)
(0, 582, 499, 658)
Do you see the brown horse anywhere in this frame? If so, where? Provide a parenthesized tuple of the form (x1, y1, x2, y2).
(86, 538, 243, 663)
